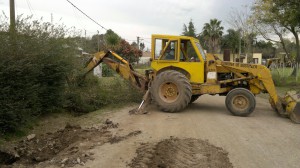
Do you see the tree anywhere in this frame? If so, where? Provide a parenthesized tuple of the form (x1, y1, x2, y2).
(140, 42, 145, 51)
(253, 40, 276, 58)
(116, 40, 142, 63)
(104, 29, 121, 50)
(201, 18, 224, 53)
(275, 38, 297, 62)
(221, 29, 240, 56)
(182, 19, 196, 37)
(252, 0, 300, 63)
(228, 6, 257, 61)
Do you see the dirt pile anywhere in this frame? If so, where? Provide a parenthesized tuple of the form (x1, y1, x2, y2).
(129, 137, 233, 168)
(0, 119, 141, 168)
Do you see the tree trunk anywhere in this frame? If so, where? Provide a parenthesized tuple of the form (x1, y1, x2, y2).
(290, 27, 299, 76)
(273, 26, 289, 60)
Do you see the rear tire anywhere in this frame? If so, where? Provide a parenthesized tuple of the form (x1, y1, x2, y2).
(151, 70, 192, 112)
(225, 88, 256, 117)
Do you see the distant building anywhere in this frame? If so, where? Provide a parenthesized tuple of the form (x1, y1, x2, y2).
(214, 52, 263, 64)
(139, 51, 151, 64)
(252, 53, 262, 64)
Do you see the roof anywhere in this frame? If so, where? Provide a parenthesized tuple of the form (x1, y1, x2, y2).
(142, 51, 151, 57)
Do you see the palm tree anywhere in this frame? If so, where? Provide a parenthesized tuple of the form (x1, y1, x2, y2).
(201, 19, 224, 53)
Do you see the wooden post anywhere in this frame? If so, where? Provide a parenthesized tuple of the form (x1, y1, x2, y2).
(9, 0, 15, 34)
(296, 63, 299, 82)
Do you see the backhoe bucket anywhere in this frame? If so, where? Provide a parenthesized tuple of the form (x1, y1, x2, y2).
(284, 91, 300, 124)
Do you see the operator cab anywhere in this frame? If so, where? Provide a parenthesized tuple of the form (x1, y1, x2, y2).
(152, 35, 206, 62)
(151, 34, 206, 83)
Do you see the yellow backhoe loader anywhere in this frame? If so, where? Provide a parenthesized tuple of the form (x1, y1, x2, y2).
(83, 34, 300, 123)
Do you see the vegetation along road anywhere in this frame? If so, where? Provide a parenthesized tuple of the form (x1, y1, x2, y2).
(3, 95, 299, 168)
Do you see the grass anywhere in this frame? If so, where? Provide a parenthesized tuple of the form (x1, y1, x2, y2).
(259, 67, 299, 100)
(270, 67, 300, 86)
(0, 76, 143, 145)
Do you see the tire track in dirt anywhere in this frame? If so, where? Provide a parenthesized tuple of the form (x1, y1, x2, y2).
(129, 137, 233, 168)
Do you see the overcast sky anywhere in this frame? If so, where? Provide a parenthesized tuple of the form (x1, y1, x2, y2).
(0, 0, 254, 45)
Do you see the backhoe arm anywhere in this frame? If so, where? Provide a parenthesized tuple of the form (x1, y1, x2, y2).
(84, 51, 149, 92)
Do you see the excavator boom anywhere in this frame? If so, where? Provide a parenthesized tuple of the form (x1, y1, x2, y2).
(84, 51, 149, 92)
(83, 51, 151, 113)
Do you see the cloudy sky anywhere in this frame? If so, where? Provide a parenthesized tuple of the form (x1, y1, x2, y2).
(0, 0, 254, 45)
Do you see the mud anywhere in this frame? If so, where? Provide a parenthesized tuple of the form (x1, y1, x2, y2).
(0, 119, 141, 168)
(129, 137, 233, 168)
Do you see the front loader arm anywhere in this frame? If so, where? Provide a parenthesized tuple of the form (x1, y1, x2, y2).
(217, 60, 300, 122)
(84, 51, 149, 92)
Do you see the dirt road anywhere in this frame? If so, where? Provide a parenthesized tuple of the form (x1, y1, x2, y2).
(3, 95, 300, 168)
(78, 95, 300, 168)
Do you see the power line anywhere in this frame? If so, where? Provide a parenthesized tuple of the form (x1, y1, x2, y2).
(65, 0, 107, 30)
(139, 37, 151, 39)
(26, 0, 33, 15)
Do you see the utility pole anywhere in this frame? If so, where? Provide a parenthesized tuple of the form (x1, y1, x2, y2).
(9, 0, 16, 52)
(97, 30, 100, 51)
(9, 0, 16, 34)
(238, 29, 241, 63)
(137, 36, 140, 50)
(84, 29, 87, 49)
(51, 13, 53, 33)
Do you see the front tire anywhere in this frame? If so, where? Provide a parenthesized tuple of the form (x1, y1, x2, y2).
(151, 70, 192, 112)
(225, 88, 256, 116)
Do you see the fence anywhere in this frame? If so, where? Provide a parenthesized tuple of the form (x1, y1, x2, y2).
(269, 63, 300, 85)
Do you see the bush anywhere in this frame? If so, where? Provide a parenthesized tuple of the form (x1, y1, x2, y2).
(102, 64, 115, 77)
(0, 14, 143, 135)
(0, 15, 78, 134)
(63, 75, 143, 114)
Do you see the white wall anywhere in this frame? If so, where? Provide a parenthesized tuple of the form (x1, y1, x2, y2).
(253, 53, 262, 64)
(93, 63, 102, 78)
(139, 57, 151, 64)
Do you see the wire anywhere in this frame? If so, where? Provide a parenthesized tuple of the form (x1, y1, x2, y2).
(139, 37, 151, 39)
(26, 0, 34, 15)
(65, 0, 107, 30)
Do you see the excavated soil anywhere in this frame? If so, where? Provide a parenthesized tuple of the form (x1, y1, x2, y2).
(129, 137, 233, 168)
(0, 119, 141, 168)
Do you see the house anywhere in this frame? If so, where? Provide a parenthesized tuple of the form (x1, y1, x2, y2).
(252, 53, 262, 64)
(215, 51, 263, 64)
(139, 51, 151, 64)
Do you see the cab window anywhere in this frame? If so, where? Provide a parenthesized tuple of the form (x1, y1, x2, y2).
(154, 38, 177, 61)
(160, 41, 177, 60)
(180, 40, 200, 62)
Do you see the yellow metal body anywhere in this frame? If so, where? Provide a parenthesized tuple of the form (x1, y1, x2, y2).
(149, 34, 298, 122)
(84, 51, 148, 91)
(83, 34, 299, 122)
(150, 34, 205, 83)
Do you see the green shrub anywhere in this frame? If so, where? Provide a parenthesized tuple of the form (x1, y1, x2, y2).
(0, 14, 143, 135)
(102, 64, 115, 77)
(63, 75, 143, 115)
(0, 15, 78, 134)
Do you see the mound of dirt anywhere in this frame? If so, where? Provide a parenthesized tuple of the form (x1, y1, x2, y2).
(0, 119, 141, 168)
(129, 137, 233, 168)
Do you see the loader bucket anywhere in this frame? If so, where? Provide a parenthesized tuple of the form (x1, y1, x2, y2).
(284, 91, 300, 124)
(290, 102, 300, 123)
